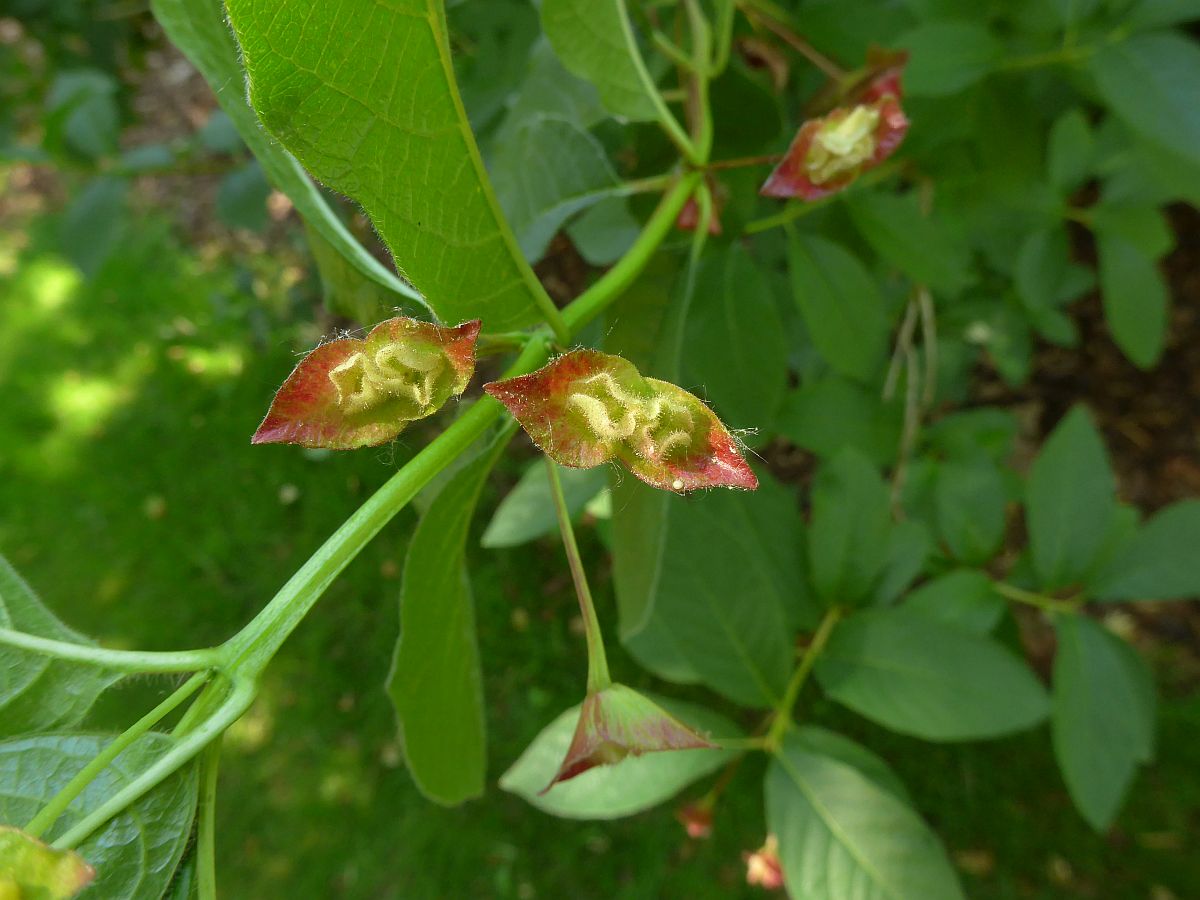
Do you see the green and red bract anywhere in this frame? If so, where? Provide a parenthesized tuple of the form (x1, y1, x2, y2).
(761, 49, 908, 201)
(542, 684, 717, 792)
(484, 349, 758, 493)
(252, 317, 480, 449)
(0, 826, 95, 899)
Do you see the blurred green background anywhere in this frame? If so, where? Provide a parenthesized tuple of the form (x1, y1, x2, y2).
(1, 2, 1198, 897)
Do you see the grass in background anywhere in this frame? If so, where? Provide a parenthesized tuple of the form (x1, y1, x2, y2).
(0, 198, 1196, 898)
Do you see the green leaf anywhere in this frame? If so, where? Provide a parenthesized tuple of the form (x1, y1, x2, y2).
(152, 0, 427, 314)
(1026, 407, 1117, 589)
(1013, 228, 1087, 348)
(766, 732, 964, 900)
(1090, 32, 1200, 166)
(567, 197, 640, 266)
(386, 432, 511, 806)
(1126, 0, 1200, 30)
(499, 697, 739, 819)
(846, 192, 973, 295)
(222, 0, 547, 329)
(787, 233, 889, 383)
(616, 478, 808, 707)
(925, 407, 1018, 463)
(869, 520, 932, 606)
(0, 733, 197, 898)
(59, 177, 127, 278)
(816, 607, 1050, 740)
(789, 726, 912, 804)
(777, 376, 902, 466)
(807, 450, 892, 607)
(684, 245, 788, 436)
(44, 70, 120, 160)
(491, 117, 621, 262)
(1047, 109, 1093, 193)
(1052, 614, 1155, 830)
(935, 458, 1007, 564)
(303, 221, 394, 325)
(905, 569, 1006, 634)
(896, 21, 1002, 97)
(0, 555, 120, 738)
(481, 461, 607, 549)
(540, 0, 658, 121)
(1092, 500, 1200, 600)
(214, 162, 271, 232)
(1091, 204, 1175, 258)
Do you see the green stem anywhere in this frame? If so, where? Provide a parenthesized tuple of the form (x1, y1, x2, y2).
(562, 171, 700, 334)
(196, 740, 222, 900)
(620, 0, 700, 163)
(476, 331, 531, 357)
(993, 582, 1083, 613)
(53, 678, 256, 851)
(683, 0, 714, 160)
(744, 162, 902, 234)
(24, 671, 210, 839)
(766, 606, 843, 750)
(0, 628, 221, 674)
(740, 0, 845, 80)
(546, 459, 611, 693)
(997, 45, 1095, 71)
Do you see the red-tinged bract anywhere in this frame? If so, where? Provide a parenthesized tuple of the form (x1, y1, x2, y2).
(484, 349, 758, 493)
(252, 317, 480, 449)
(744, 834, 785, 890)
(676, 801, 715, 839)
(676, 195, 723, 235)
(0, 826, 96, 899)
(760, 50, 909, 201)
(542, 684, 717, 793)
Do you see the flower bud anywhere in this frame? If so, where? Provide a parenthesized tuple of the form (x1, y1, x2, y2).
(0, 826, 95, 899)
(484, 350, 757, 493)
(744, 834, 785, 890)
(252, 317, 480, 449)
(676, 801, 715, 839)
(542, 684, 717, 792)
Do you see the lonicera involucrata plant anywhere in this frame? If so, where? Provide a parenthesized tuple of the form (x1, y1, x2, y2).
(3, 0, 1199, 896)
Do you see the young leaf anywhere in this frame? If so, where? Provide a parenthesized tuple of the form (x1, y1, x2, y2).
(387, 430, 511, 806)
(766, 733, 964, 900)
(1025, 407, 1116, 589)
(1092, 500, 1200, 601)
(0, 555, 120, 738)
(1047, 108, 1094, 193)
(0, 733, 198, 899)
(1090, 31, 1200, 166)
(846, 192, 973, 295)
(777, 375, 903, 465)
(786, 234, 890, 382)
(484, 350, 757, 493)
(614, 478, 809, 707)
(223, 0, 550, 329)
(252, 318, 479, 449)
(540, 0, 658, 121)
(905, 569, 1006, 634)
(501, 696, 738, 819)
(481, 461, 607, 549)
(934, 457, 1007, 565)
(1097, 232, 1169, 369)
(151, 0, 427, 313)
(815, 607, 1050, 740)
(0, 827, 94, 899)
(896, 21, 1001, 97)
(807, 449, 893, 607)
(868, 519, 932, 606)
(1052, 614, 1155, 830)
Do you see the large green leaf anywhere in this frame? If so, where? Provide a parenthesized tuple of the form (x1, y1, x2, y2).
(386, 431, 512, 806)
(1092, 500, 1200, 600)
(904, 569, 1006, 634)
(0, 555, 120, 738)
(616, 478, 809, 707)
(766, 732, 964, 900)
(481, 461, 607, 549)
(896, 21, 1001, 97)
(1052, 614, 1155, 830)
(0, 733, 197, 899)
(807, 449, 893, 607)
(934, 457, 1007, 565)
(223, 0, 547, 329)
(777, 376, 903, 466)
(540, 0, 658, 121)
(787, 233, 889, 382)
(1097, 232, 1169, 369)
(491, 116, 621, 262)
(846, 193, 973, 296)
(815, 607, 1049, 740)
(684, 245, 788, 436)
(499, 697, 739, 819)
(1090, 31, 1200, 165)
(1025, 407, 1116, 589)
(152, 0, 426, 313)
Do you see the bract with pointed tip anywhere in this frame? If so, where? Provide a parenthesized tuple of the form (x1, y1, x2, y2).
(542, 684, 717, 792)
(252, 317, 480, 448)
(484, 350, 757, 492)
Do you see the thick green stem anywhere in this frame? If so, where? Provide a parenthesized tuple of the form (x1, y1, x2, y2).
(546, 459, 611, 693)
(0, 629, 221, 674)
(196, 740, 222, 900)
(766, 606, 843, 750)
(24, 671, 210, 839)
(53, 678, 256, 851)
